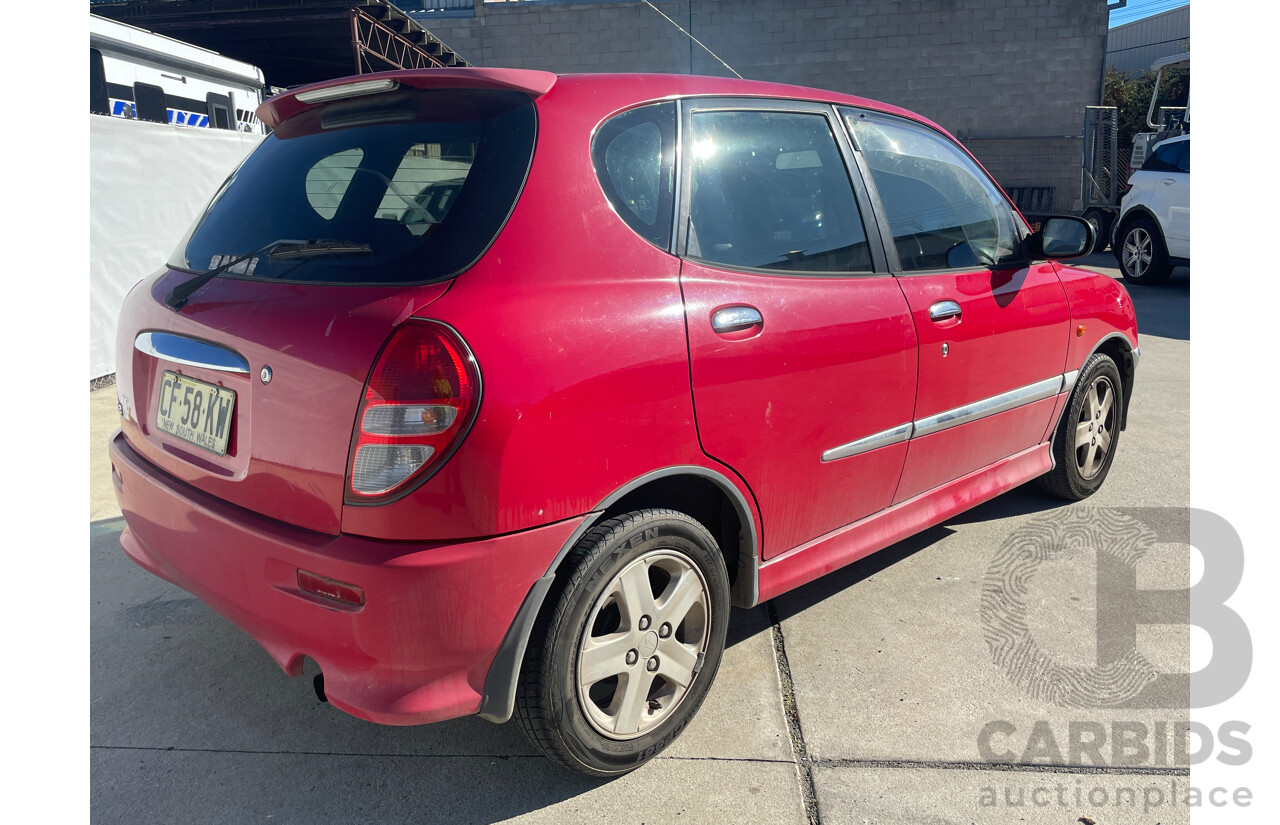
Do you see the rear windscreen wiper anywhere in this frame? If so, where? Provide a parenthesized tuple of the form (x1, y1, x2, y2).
(267, 240, 374, 259)
(164, 239, 373, 310)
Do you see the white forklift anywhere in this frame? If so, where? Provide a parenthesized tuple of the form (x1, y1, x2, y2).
(1080, 52, 1188, 251)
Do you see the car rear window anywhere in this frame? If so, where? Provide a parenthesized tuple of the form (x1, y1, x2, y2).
(168, 89, 536, 284)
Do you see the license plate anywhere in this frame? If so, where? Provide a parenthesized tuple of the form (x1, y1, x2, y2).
(155, 371, 236, 456)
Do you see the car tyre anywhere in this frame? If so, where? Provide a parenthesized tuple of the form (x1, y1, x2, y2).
(1038, 353, 1124, 500)
(1116, 216, 1172, 285)
(514, 509, 731, 776)
(1082, 208, 1112, 254)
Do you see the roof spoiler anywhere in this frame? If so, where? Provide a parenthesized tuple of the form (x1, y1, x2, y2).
(257, 68, 557, 129)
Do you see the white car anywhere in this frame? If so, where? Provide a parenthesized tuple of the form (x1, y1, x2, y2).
(1112, 134, 1189, 284)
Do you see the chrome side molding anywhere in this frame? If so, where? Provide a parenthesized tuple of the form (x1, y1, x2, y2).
(822, 372, 1077, 462)
(135, 331, 251, 374)
(821, 422, 913, 462)
(912, 375, 1063, 438)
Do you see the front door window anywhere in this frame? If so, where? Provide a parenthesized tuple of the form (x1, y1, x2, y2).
(844, 110, 1020, 273)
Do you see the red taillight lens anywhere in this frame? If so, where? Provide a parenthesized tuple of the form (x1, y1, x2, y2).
(346, 321, 480, 502)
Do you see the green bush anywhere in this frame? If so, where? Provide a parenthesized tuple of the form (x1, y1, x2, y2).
(1104, 66, 1189, 154)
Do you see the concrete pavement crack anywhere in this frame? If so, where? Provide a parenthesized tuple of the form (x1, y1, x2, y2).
(767, 600, 822, 825)
(810, 757, 1189, 776)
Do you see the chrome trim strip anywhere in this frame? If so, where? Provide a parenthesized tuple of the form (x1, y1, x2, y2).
(817, 367, 1103, 462)
(822, 422, 913, 462)
(134, 332, 250, 374)
(1049, 333, 1139, 449)
(912, 375, 1064, 439)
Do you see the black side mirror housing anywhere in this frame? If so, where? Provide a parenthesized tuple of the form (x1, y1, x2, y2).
(1027, 215, 1095, 260)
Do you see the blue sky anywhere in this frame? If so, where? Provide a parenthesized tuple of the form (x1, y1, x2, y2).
(1109, 0, 1189, 27)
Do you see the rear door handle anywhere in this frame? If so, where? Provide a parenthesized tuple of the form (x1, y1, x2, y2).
(1161, 178, 1176, 186)
(928, 300, 961, 322)
(711, 306, 763, 334)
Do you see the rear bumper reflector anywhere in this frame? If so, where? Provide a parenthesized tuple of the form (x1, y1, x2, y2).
(298, 569, 366, 607)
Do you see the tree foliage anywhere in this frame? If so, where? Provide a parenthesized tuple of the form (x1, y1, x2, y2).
(1104, 67, 1189, 153)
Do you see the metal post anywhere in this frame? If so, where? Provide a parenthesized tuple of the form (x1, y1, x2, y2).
(350, 8, 362, 75)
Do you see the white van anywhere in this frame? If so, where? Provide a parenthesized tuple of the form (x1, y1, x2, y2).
(90, 14, 267, 134)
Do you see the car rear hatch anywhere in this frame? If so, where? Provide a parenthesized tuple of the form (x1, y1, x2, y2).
(116, 72, 546, 534)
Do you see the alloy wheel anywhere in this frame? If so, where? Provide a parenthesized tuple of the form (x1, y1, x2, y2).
(1122, 227, 1152, 280)
(1074, 374, 1116, 480)
(576, 550, 711, 740)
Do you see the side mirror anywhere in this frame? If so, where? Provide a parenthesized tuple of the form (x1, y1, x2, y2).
(1027, 216, 1095, 260)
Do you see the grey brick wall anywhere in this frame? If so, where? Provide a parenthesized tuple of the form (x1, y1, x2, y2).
(424, 0, 1109, 212)
(962, 137, 1083, 218)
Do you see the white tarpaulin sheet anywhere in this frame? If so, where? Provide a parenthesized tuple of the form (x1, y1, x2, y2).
(90, 115, 262, 379)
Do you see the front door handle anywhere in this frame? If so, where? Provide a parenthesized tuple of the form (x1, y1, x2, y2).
(711, 306, 763, 334)
(928, 300, 962, 322)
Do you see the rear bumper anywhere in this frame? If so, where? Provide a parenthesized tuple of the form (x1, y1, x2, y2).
(109, 430, 581, 726)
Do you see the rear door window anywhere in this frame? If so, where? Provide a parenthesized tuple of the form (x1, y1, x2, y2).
(170, 89, 537, 284)
(1141, 140, 1187, 173)
(684, 109, 872, 273)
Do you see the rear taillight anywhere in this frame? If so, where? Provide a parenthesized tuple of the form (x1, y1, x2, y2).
(345, 321, 480, 503)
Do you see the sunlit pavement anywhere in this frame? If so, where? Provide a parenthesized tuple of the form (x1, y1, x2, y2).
(90, 255, 1190, 824)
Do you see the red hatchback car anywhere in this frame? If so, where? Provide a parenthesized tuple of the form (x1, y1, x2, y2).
(111, 68, 1138, 775)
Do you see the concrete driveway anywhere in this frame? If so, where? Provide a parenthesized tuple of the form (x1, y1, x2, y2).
(91, 256, 1190, 824)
